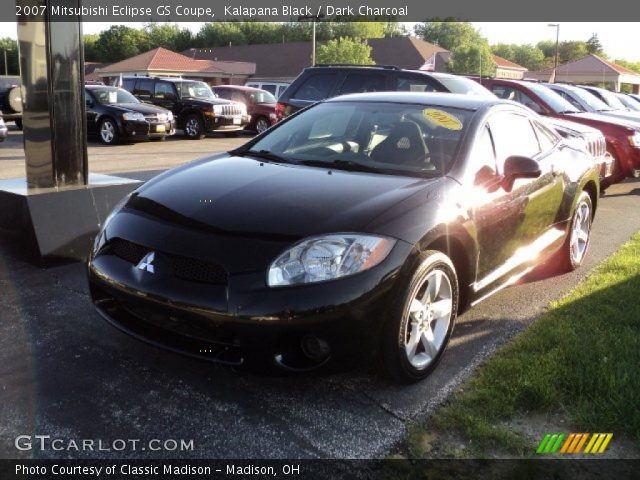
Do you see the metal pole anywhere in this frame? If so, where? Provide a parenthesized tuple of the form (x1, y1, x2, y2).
(3, 49, 7, 75)
(311, 20, 316, 66)
(554, 24, 560, 69)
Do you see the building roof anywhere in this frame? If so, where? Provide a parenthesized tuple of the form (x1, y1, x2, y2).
(184, 37, 448, 79)
(98, 47, 255, 76)
(84, 62, 110, 81)
(492, 55, 527, 71)
(536, 54, 639, 77)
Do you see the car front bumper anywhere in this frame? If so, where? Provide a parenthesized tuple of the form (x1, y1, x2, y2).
(88, 236, 414, 372)
(147, 120, 176, 138)
(205, 114, 250, 132)
(121, 120, 151, 141)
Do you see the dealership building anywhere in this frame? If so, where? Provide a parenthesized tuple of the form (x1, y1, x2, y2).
(92, 37, 530, 86)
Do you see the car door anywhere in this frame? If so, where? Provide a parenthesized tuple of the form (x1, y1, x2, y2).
(491, 111, 564, 249)
(469, 111, 564, 291)
(153, 81, 178, 113)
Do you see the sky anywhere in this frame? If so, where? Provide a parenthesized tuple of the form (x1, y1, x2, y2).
(1, 21, 639, 62)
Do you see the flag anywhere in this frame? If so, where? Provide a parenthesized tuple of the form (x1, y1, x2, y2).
(420, 53, 437, 72)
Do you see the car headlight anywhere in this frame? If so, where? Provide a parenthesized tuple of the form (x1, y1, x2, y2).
(267, 234, 396, 287)
(213, 105, 223, 115)
(629, 132, 640, 148)
(167, 111, 174, 121)
(122, 112, 145, 122)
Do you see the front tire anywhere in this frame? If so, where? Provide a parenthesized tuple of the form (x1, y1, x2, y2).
(557, 191, 593, 271)
(381, 251, 459, 383)
(99, 118, 119, 145)
(255, 117, 270, 134)
(183, 114, 205, 140)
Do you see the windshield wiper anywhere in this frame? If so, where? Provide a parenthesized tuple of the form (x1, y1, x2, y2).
(299, 159, 381, 173)
(234, 149, 298, 165)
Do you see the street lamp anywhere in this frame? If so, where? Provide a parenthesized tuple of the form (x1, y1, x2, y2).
(548, 23, 560, 69)
(298, 14, 325, 66)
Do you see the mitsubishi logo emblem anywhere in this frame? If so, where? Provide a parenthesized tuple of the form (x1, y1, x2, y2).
(137, 252, 155, 273)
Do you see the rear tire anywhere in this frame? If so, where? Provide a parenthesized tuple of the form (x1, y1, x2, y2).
(556, 191, 593, 272)
(381, 250, 459, 383)
(255, 117, 270, 134)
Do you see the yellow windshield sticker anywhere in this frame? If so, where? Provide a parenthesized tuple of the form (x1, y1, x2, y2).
(423, 109, 463, 130)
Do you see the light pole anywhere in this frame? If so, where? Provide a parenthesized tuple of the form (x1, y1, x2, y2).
(548, 23, 560, 69)
(298, 14, 325, 66)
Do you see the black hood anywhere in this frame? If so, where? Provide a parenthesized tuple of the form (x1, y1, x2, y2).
(104, 103, 170, 115)
(181, 97, 238, 107)
(132, 155, 442, 241)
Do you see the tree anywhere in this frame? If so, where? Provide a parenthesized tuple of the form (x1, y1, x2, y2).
(448, 43, 496, 76)
(491, 43, 545, 71)
(331, 22, 386, 39)
(414, 21, 484, 50)
(491, 43, 516, 61)
(536, 39, 589, 66)
(0, 37, 20, 75)
(145, 23, 193, 52)
(196, 23, 246, 47)
(94, 26, 150, 62)
(586, 33, 604, 55)
(316, 37, 375, 65)
(83, 34, 100, 62)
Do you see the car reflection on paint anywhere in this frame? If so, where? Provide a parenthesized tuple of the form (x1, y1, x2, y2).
(88, 92, 599, 383)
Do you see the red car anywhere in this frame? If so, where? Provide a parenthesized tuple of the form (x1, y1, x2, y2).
(472, 78, 640, 184)
(212, 85, 277, 134)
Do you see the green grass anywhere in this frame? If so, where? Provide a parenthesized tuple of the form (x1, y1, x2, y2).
(410, 232, 640, 457)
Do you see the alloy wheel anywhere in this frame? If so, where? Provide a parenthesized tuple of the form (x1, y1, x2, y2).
(570, 199, 591, 265)
(100, 121, 115, 143)
(185, 118, 200, 137)
(256, 118, 269, 134)
(404, 269, 453, 369)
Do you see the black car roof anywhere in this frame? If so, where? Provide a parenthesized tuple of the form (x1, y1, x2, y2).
(325, 92, 505, 111)
(122, 76, 200, 84)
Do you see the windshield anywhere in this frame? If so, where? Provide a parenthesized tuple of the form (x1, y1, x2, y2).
(563, 85, 611, 111)
(249, 90, 277, 104)
(92, 88, 140, 105)
(591, 88, 627, 110)
(175, 81, 216, 99)
(246, 101, 472, 178)
(436, 76, 496, 98)
(526, 83, 579, 113)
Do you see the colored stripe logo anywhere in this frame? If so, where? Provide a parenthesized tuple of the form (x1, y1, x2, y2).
(536, 433, 613, 454)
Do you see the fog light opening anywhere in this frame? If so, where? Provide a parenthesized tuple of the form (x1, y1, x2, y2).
(300, 335, 331, 362)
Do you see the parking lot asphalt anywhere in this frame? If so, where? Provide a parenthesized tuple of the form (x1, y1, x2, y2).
(1, 164, 640, 458)
(0, 127, 248, 179)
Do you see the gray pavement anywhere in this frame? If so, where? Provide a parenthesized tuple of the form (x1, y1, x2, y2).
(1, 170, 639, 459)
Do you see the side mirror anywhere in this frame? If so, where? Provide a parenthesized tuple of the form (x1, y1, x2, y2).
(504, 155, 541, 180)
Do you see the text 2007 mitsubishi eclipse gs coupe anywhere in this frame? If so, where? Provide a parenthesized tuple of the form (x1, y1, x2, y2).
(88, 92, 599, 383)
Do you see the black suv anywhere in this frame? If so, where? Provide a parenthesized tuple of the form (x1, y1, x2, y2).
(0, 76, 23, 129)
(276, 66, 495, 120)
(122, 77, 250, 139)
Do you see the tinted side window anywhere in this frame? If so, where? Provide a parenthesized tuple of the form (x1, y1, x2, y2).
(472, 126, 498, 177)
(122, 78, 135, 92)
(154, 82, 176, 99)
(261, 84, 277, 95)
(489, 113, 541, 173)
(557, 91, 582, 110)
(292, 73, 338, 101)
(339, 73, 386, 95)
(532, 121, 560, 152)
(231, 92, 246, 103)
(396, 75, 438, 92)
(491, 85, 518, 101)
(134, 79, 153, 99)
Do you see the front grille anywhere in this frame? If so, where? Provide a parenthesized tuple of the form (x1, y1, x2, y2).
(220, 104, 242, 116)
(108, 238, 228, 285)
(145, 113, 169, 123)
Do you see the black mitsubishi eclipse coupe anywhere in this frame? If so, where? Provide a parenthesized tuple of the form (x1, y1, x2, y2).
(88, 92, 599, 383)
